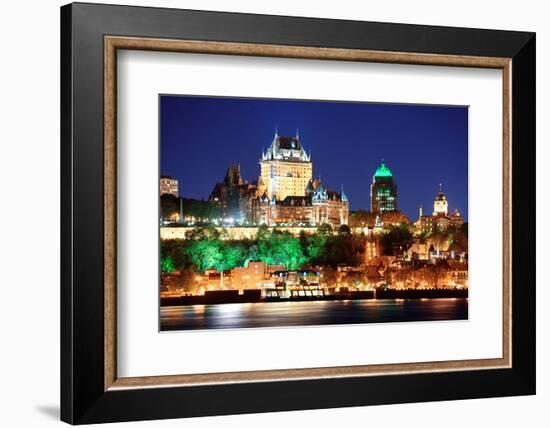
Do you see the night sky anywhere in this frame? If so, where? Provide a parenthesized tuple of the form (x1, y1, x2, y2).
(160, 95, 468, 221)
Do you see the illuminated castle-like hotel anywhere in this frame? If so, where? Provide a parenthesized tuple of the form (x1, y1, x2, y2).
(209, 130, 349, 227)
(258, 131, 312, 201)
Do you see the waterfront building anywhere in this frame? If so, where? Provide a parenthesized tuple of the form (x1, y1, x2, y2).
(266, 269, 324, 298)
(259, 130, 312, 201)
(231, 261, 269, 292)
(266, 264, 286, 273)
(204, 262, 329, 296)
(370, 162, 398, 213)
(160, 175, 179, 197)
(416, 185, 464, 233)
(206, 270, 232, 290)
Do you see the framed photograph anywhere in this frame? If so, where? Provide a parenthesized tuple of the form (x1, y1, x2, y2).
(61, 2, 535, 424)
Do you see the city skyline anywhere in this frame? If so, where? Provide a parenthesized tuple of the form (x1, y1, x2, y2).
(159, 94, 469, 330)
(160, 95, 468, 221)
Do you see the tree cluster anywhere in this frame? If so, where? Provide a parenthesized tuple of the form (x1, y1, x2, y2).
(160, 224, 366, 275)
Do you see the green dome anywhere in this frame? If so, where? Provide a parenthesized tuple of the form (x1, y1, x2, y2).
(374, 162, 393, 178)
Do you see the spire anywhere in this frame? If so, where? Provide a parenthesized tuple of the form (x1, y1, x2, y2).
(439, 182, 443, 192)
(296, 128, 299, 138)
(419, 205, 423, 218)
(341, 184, 348, 202)
(274, 126, 278, 138)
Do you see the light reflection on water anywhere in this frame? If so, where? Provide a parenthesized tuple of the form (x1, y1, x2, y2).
(160, 298, 468, 331)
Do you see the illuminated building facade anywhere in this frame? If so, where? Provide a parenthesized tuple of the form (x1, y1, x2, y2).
(209, 164, 257, 221)
(433, 185, 449, 215)
(231, 261, 269, 292)
(252, 131, 348, 227)
(259, 131, 312, 201)
(405, 242, 430, 260)
(364, 233, 380, 262)
(160, 175, 179, 197)
(251, 178, 349, 227)
(206, 130, 349, 227)
(370, 162, 398, 213)
(265, 269, 324, 298)
(416, 186, 464, 233)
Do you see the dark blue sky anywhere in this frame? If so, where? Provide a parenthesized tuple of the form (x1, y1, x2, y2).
(160, 95, 468, 221)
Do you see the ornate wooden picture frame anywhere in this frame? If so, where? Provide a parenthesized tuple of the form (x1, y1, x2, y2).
(61, 2, 535, 424)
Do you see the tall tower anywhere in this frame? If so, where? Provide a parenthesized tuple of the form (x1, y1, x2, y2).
(370, 162, 397, 213)
(433, 184, 448, 216)
(259, 130, 312, 201)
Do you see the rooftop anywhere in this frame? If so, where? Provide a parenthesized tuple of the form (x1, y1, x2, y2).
(374, 162, 393, 178)
(262, 131, 310, 162)
(435, 191, 447, 201)
(275, 136, 301, 151)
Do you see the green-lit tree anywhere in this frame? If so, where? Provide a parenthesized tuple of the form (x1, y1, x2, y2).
(254, 229, 307, 269)
(278, 234, 307, 270)
(219, 242, 247, 271)
(183, 239, 224, 271)
(160, 255, 175, 273)
(304, 233, 326, 261)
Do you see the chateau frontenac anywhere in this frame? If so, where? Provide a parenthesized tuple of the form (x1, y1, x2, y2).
(258, 131, 312, 201)
(209, 130, 349, 227)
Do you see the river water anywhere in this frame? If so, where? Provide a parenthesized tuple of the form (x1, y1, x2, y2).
(160, 298, 468, 331)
